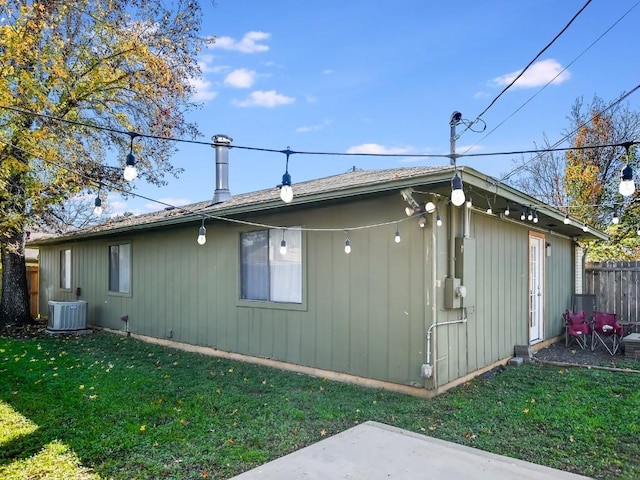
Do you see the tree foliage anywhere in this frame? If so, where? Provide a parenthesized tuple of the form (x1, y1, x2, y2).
(0, 0, 206, 324)
(509, 95, 640, 260)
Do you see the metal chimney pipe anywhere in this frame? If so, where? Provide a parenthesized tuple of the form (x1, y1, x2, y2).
(211, 134, 233, 204)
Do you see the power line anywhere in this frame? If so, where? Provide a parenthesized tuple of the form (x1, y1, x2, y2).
(500, 84, 640, 181)
(460, 0, 640, 155)
(458, 0, 593, 139)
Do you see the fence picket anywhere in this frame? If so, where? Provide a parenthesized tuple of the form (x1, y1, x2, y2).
(585, 261, 640, 323)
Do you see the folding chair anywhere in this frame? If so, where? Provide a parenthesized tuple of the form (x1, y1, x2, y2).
(563, 310, 591, 349)
(591, 312, 624, 355)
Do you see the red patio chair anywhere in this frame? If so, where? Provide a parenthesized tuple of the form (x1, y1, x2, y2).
(563, 310, 591, 349)
(591, 312, 624, 355)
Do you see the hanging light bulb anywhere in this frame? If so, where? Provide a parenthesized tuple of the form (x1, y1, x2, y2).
(394, 227, 401, 243)
(450, 171, 465, 207)
(436, 210, 443, 227)
(533, 209, 538, 224)
(612, 209, 620, 225)
(527, 208, 533, 221)
(465, 195, 472, 209)
(425, 201, 436, 214)
(123, 133, 139, 182)
(405, 206, 415, 216)
(619, 144, 635, 196)
(278, 148, 294, 203)
(636, 226, 640, 236)
(486, 200, 493, 215)
(280, 229, 287, 255)
(197, 218, 207, 245)
(520, 209, 526, 221)
(504, 204, 510, 216)
(93, 195, 103, 216)
(418, 215, 427, 228)
(564, 213, 571, 225)
(344, 238, 351, 254)
(583, 224, 589, 232)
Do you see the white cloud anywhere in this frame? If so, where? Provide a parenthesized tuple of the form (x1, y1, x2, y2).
(346, 143, 413, 155)
(322, 69, 333, 75)
(189, 77, 218, 102)
(492, 59, 570, 89)
(296, 119, 332, 133)
(233, 90, 295, 108)
(224, 68, 257, 89)
(211, 31, 271, 53)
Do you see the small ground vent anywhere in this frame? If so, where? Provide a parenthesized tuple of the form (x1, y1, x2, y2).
(47, 301, 88, 331)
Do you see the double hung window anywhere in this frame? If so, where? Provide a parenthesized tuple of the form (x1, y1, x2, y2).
(240, 228, 302, 304)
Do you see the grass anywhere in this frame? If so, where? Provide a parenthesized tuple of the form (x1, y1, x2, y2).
(1, 332, 640, 479)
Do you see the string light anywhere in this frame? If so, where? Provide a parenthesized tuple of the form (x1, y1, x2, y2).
(344, 231, 351, 254)
(520, 210, 526, 221)
(619, 143, 635, 197)
(486, 199, 493, 215)
(564, 213, 571, 225)
(533, 209, 538, 224)
(450, 171, 465, 207)
(583, 224, 589, 232)
(123, 132, 139, 182)
(465, 194, 472, 209)
(612, 209, 620, 225)
(278, 148, 294, 203)
(436, 209, 443, 227)
(394, 226, 401, 243)
(504, 203, 510, 216)
(93, 195, 103, 216)
(418, 215, 427, 228)
(280, 229, 287, 254)
(197, 218, 207, 245)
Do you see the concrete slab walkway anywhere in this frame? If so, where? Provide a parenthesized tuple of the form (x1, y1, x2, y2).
(231, 421, 591, 479)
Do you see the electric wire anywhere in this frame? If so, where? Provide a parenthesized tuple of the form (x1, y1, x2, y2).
(460, 0, 640, 156)
(457, 0, 594, 140)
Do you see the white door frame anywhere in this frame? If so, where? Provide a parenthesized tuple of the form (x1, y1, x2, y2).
(529, 232, 545, 344)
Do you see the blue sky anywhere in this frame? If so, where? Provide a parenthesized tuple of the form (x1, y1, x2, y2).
(111, 0, 640, 215)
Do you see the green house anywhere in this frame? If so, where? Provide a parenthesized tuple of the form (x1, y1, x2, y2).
(32, 164, 605, 396)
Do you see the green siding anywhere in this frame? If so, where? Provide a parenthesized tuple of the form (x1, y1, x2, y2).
(37, 194, 577, 389)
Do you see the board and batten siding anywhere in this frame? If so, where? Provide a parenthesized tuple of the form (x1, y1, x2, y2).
(38, 194, 430, 387)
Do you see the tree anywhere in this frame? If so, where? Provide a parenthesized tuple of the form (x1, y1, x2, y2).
(508, 95, 640, 260)
(0, 0, 206, 325)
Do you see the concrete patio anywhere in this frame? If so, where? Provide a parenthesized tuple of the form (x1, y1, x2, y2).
(231, 421, 591, 479)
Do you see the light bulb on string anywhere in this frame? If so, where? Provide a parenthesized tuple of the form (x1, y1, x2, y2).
(425, 201, 436, 214)
(564, 213, 571, 225)
(436, 209, 443, 227)
(418, 215, 427, 228)
(344, 232, 351, 254)
(405, 206, 415, 216)
(533, 209, 538, 224)
(520, 210, 526, 221)
(394, 226, 401, 244)
(450, 171, 465, 207)
(123, 132, 139, 182)
(465, 195, 472, 209)
(486, 199, 493, 215)
(504, 204, 510, 216)
(527, 208, 533, 221)
(612, 209, 620, 225)
(278, 148, 294, 203)
(583, 224, 589, 232)
(280, 229, 287, 255)
(93, 195, 103, 216)
(619, 144, 635, 197)
(197, 218, 207, 245)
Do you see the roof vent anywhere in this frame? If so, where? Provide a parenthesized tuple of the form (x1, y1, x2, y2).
(211, 134, 233, 204)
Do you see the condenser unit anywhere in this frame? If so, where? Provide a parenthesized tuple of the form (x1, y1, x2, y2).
(47, 300, 88, 331)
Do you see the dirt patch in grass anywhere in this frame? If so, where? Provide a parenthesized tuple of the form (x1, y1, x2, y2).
(534, 340, 640, 370)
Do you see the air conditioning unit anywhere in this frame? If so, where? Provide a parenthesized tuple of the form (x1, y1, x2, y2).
(47, 301, 88, 331)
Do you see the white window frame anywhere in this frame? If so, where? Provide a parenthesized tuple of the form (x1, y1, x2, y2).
(59, 248, 71, 290)
(240, 228, 303, 305)
(108, 242, 131, 295)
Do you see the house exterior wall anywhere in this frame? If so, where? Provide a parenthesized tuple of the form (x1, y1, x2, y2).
(37, 193, 576, 390)
(38, 194, 431, 387)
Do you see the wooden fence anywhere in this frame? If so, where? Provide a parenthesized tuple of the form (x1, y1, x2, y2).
(585, 261, 640, 322)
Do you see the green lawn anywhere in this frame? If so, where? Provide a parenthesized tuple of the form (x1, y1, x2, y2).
(1, 331, 639, 479)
